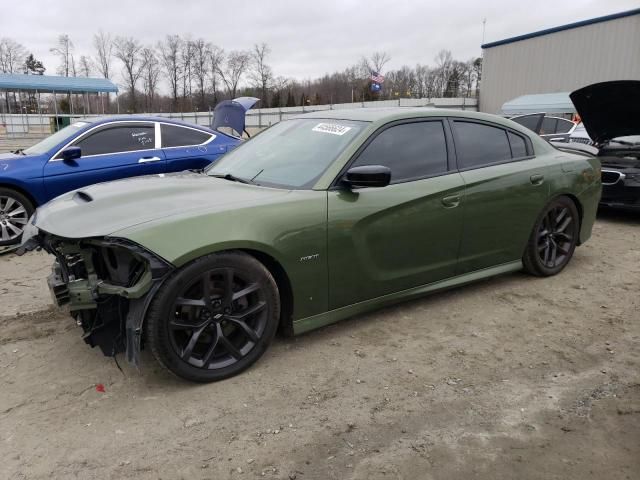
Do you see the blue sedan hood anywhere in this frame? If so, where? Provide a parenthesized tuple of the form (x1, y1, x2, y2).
(0, 152, 27, 161)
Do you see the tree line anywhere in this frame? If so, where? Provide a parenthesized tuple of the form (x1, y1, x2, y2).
(0, 34, 481, 114)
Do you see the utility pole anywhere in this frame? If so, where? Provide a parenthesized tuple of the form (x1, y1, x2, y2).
(481, 18, 487, 56)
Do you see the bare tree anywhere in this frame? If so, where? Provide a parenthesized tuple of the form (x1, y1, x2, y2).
(141, 47, 160, 112)
(158, 35, 182, 111)
(0, 38, 27, 112)
(0, 38, 26, 73)
(433, 49, 453, 97)
(359, 51, 391, 79)
(369, 51, 391, 73)
(387, 65, 415, 97)
(208, 46, 224, 105)
(269, 76, 289, 108)
(79, 55, 92, 77)
(218, 50, 250, 99)
(50, 34, 74, 77)
(191, 39, 211, 110)
(180, 38, 195, 110)
(249, 43, 273, 107)
(114, 36, 145, 112)
(93, 30, 113, 79)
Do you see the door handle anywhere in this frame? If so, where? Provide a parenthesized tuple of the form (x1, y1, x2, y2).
(530, 174, 544, 185)
(138, 156, 161, 163)
(441, 194, 461, 208)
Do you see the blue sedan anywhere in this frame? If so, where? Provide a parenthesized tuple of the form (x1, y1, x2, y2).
(0, 116, 242, 245)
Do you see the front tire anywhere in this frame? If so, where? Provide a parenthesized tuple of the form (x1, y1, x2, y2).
(0, 188, 34, 246)
(523, 196, 580, 277)
(145, 252, 280, 382)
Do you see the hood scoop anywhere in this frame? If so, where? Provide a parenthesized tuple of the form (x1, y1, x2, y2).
(73, 191, 94, 203)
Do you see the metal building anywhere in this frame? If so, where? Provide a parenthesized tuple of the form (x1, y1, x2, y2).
(479, 8, 640, 114)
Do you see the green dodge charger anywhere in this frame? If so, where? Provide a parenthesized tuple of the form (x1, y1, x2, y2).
(22, 108, 602, 382)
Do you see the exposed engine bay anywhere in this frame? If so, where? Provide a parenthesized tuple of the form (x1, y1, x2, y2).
(22, 231, 173, 365)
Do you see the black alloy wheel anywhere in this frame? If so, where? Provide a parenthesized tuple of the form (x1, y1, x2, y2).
(146, 252, 280, 382)
(523, 196, 579, 277)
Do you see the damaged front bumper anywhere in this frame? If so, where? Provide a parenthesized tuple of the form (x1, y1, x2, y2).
(24, 229, 174, 366)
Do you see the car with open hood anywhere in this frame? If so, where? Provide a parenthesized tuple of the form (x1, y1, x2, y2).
(0, 97, 259, 247)
(567, 80, 640, 210)
(21, 108, 601, 382)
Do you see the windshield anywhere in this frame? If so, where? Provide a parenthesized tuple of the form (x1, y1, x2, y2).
(206, 118, 366, 188)
(23, 121, 90, 155)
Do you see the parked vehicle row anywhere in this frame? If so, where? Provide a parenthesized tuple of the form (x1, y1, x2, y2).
(20, 107, 602, 382)
(0, 97, 259, 246)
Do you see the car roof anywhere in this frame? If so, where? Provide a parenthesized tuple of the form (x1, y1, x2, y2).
(84, 115, 215, 133)
(294, 107, 518, 127)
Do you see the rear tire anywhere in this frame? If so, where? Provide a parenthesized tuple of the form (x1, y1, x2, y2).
(145, 251, 280, 382)
(523, 196, 579, 277)
(0, 188, 34, 246)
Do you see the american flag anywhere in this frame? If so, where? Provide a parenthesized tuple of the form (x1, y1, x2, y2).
(370, 71, 385, 84)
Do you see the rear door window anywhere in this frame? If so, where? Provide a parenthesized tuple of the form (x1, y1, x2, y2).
(73, 123, 155, 157)
(452, 121, 512, 169)
(511, 114, 543, 133)
(555, 119, 575, 134)
(161, 124, 212, 148)
(508, 132, 528, 158)
(540, 117, 558, 135)
(351, 121, 448, 183)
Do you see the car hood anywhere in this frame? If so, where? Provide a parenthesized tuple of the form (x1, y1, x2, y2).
(0, 152, 22, 161)
(570, 80, 640, 144)
(0, 151, 39, 161)
(33, 172, 289, 238)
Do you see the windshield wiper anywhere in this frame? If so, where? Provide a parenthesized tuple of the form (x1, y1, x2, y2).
(210, 173, 253, 184)
(13, 149, 26, 155)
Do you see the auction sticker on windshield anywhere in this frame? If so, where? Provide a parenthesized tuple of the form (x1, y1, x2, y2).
(312, 123, 352, 136)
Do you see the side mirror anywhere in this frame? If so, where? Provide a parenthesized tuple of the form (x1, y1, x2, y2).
(61, 146, 81, 162)
(343, 165, 391, 188)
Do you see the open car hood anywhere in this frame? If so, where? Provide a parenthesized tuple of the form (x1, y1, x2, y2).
(570, 81, 640, 144)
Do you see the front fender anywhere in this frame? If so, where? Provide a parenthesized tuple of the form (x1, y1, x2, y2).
(115, 190, 329, 321)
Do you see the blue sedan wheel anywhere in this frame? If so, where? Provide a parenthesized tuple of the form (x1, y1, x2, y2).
(0, 189, 33, 246)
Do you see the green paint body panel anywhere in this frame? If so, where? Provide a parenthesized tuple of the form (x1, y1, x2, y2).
(32, 108, 602, 334)
(293, 260, 523, 334)
(327, 173, 466, 308)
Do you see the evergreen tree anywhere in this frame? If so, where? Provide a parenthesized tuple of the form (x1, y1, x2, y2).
(22, 53, 46, 112)
(23, 53, 45, 75)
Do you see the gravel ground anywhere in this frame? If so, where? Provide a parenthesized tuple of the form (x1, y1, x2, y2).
(1, 209, 639, 480)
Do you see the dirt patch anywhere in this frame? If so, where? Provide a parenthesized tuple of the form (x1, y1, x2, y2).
(1, 209, 639, 479)
(1, 250, 53, 317)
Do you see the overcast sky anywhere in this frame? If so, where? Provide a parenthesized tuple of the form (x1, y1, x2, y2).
(3, 0, 638, 91)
